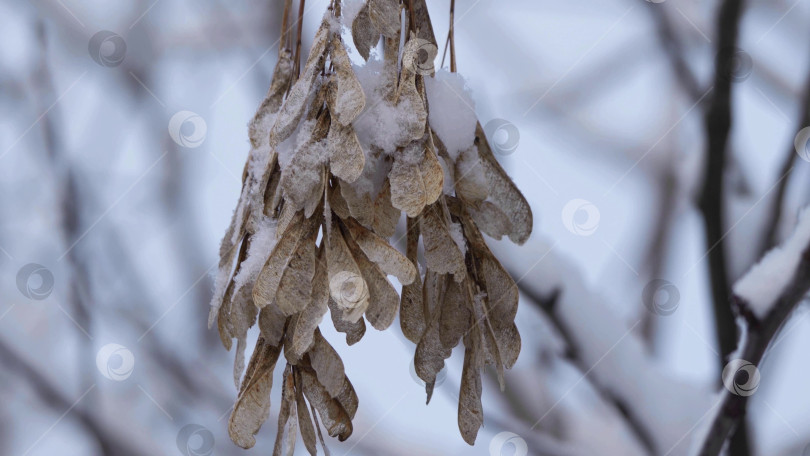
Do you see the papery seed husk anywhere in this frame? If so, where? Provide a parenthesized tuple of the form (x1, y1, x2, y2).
(458, 344, 483, 445)
(328, 297, 367, 345)
(415, 273, 451, 403)
(467, 200, 512, 240)
(411, 0, 437, 48)
(249, 50, 293, 148)
(258, 304, 287, 347)
(272, 368, 298, 456)
(372, 179, 400, 238)
(274, 221, 318, 316)
(400, 217, 425, 343)
(439, 276, 472, 349)
(330, 38, 366, 126)
(339, 179, 375, 227)
(351, 3, 379, 61)
(270, 21, 330, 146)
(308, 329, 346, 398)
(289, 244, 329, 358)
(419, 204, 466, 279)
(295, 370, 318, 456)
(368, 0, 400, 39)
(229, 338, 282, 449)
(335, 377, 359, 420)
(454, 146, 489, 202)
(474, 122, 533, 245)
(325, 216, 370, 321)
(327, 180, 351, 220)
(389, 159, 425, 217)
(344, 226, 399, 330)
(326, 121, 365, 183)
(301, 368, 353, 441)
(346, 218, 416, 285)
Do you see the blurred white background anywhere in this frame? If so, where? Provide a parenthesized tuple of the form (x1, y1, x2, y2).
(2, 0, 810, 455)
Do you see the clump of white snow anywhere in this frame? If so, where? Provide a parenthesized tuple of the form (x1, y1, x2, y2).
(448, 221, 466, 254)
(233, 216, 278, 293)
(423, 70, 477, 160)
(733, 207, 810, 318)
(340, 0, 365, 28)
(352, 58, 423, 154)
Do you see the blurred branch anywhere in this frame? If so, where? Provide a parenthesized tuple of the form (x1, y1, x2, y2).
(698, 0, 744, 366)
(33, 19, 97, 393)
(646, 4, 703, 102)
(697, 244, 810, 455)
(518, 285, 657, 455)
(0, 339, 144, 456)
(758, 57, 810, 257)
(698, 1, 750, 454)
(639, 163, 677, 347)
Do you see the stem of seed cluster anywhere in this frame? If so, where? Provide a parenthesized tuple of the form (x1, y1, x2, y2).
(293, 0, 306, 79)
(449, 0, 456, 72)
(280, 0, 292, 54)
(406, 0, 416, 33)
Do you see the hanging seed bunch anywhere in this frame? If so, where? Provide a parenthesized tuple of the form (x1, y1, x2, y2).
(209, 0, 532, 452)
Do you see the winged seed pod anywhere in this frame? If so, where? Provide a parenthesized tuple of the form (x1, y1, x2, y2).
(209, 1, 532, 452)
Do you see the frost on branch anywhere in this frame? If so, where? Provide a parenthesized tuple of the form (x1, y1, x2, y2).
(209, 1, 532, 453)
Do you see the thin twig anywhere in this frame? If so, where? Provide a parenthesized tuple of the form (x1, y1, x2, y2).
(758, 54, 810, 257)
(698, 2, 750, 452)
(0, 339, 144, 455)
(697, 244, 810, 455)
(518, 284, 658, 455)
(293, 0, 306, 79)
(449, 0, 456, 72)
(698, 0, 746, 365)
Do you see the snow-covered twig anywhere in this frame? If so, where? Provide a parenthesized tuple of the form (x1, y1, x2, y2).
(697, 209, 810, 456)
(519, 286, 657, 454)
(505, 241, 715, 455)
